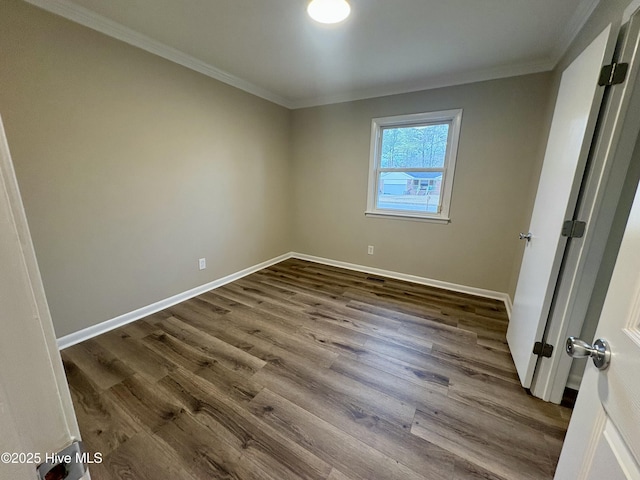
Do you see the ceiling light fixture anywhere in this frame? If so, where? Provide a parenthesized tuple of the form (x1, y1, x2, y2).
(307, 0, 351, 24)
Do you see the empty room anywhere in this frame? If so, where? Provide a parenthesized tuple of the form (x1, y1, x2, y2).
(2, 0, 640, 479)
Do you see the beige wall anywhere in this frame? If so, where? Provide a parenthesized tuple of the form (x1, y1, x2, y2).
(0, 0, 292, 337)
(290, 73, 553, 296)
(0, 0, 573, 340)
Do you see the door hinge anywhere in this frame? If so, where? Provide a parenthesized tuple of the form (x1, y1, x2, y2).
(598, 62, 629, 86)
(533, 341, 554, 358)
(561, 220, 586, 238)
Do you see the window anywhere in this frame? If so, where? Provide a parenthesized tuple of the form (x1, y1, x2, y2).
(366, 109, 462, 222)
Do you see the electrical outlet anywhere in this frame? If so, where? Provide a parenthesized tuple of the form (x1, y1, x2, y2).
(367, 245, 374, 255)
(199, 258, 206, 270)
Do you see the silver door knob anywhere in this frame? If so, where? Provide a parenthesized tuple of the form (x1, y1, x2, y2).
(566, 337, 611, 370)
(519, 232, 532, 241)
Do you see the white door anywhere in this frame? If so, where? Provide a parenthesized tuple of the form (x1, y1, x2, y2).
(532, 10, 640, 404)
(507, 24, 618, 388)
(554, 166, 640, 479)
(0, 117, 84, 479)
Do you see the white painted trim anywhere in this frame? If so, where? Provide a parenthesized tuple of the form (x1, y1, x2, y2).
(290, 60, 554, 109)
(504, 295, 513, 320)
(1, 115, 82, 449)
(58, 251, 513, 349)
(625, 0, 640, 24)
(22, 0, 557, 111)
(57, 252, 291, 349)
(364, 211, 451, 224)
(366, 109, 462, 223)
(22, 0, 294, 109)
(290, 252, 512, 312)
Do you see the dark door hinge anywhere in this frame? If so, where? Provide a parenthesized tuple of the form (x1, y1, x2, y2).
(599, 63, 629, 86)
(561, 220, 586, 238)
(533, 341, 554, 358)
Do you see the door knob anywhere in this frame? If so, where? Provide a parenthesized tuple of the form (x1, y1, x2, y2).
(566, 337, 611, 370)
(519, 232, 532, 242)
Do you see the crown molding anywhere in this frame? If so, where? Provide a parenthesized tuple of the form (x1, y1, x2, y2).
(22, 0, 295, 109)
(624, 0, 640, 23)
(289, 59, 555, 109)
(22, 0, 589, 110)
(550, 0, 601, 67)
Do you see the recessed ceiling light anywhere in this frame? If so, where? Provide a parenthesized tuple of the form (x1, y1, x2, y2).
(307, 0, 351, 24)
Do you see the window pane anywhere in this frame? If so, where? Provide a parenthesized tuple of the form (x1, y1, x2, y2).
(377, 172, 442, 213)
(380, 123, 449, 168)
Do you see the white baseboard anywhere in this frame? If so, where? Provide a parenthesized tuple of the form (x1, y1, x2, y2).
(57, 252, 292, 349)
(290, 252, 513, 316)
(58, 251, 513, 349)
(504, 295, 513, 320)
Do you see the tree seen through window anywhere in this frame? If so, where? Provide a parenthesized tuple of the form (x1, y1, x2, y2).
(380, 123, 449, 168)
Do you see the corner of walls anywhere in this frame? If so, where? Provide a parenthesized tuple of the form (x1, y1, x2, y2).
(1, 0, 293, 340)
(289, 74, 554, 306)
(284, 107, 296, 249)
(58, 251, 513, 350)
(290, 252, 513, 319)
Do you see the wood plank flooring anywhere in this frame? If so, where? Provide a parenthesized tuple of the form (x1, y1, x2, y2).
(61, 258, 572, 480)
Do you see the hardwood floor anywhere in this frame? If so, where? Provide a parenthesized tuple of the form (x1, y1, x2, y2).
(61, 259, 572, 480)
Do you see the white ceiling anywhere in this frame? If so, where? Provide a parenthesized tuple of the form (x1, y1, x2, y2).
(26, 0, 600, 108)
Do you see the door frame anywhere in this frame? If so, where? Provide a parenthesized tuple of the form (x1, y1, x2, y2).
(0, 115, 82, 475)
(531, 8, 640, 403)
(507, 23, 619, 390)
(553, 50, 640, 473)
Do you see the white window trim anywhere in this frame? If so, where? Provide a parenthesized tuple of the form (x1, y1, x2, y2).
(365, 109, 463, 223)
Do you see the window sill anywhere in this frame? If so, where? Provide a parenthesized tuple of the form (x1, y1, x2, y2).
(364, 210, 451, 224)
